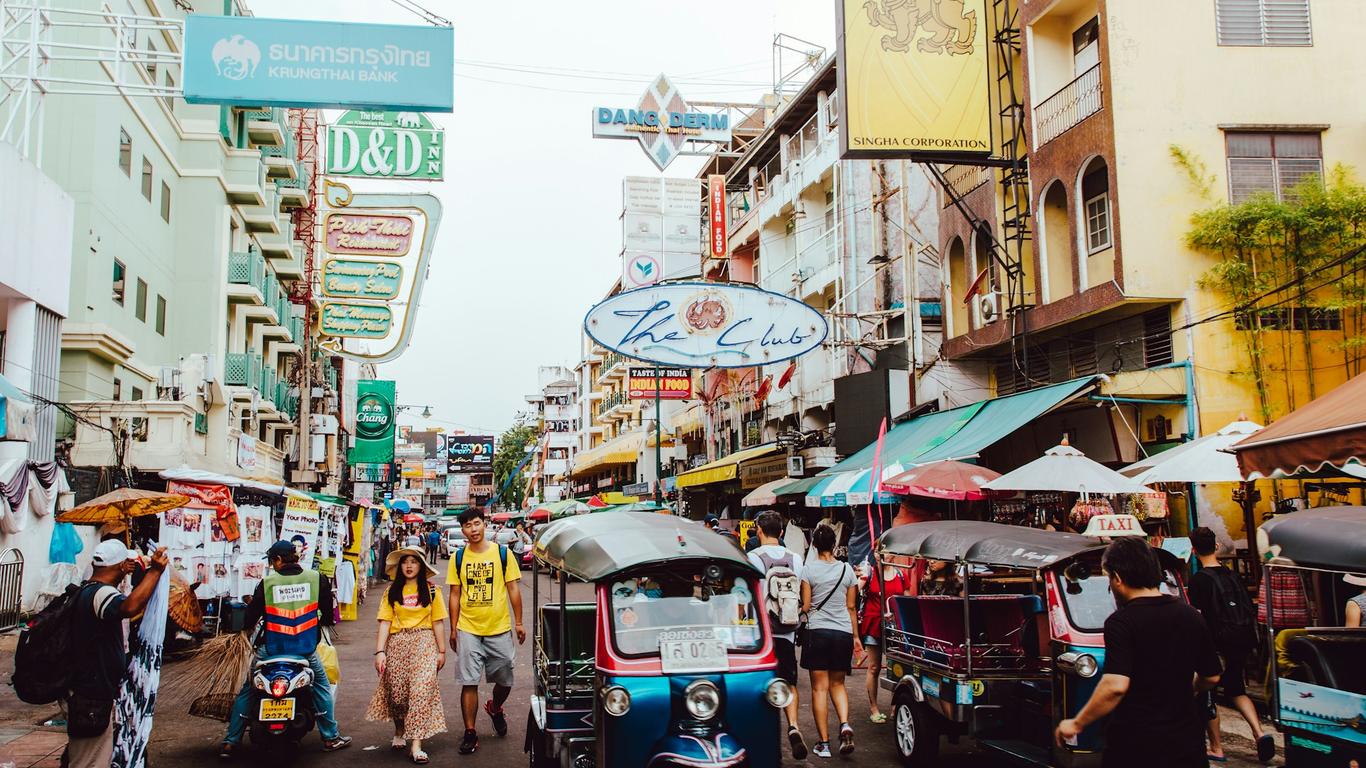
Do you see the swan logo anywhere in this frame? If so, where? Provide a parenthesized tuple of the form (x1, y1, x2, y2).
(211, 35, 260, 81)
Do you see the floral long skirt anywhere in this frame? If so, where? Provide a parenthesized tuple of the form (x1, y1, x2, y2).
(365, 628, 447, 740)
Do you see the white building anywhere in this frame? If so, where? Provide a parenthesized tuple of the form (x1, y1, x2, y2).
(525, 366, 577, 503)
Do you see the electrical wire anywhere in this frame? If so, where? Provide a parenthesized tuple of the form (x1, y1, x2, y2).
(454, 60, 769, 87)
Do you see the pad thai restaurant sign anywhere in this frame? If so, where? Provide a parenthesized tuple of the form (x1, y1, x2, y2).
(584, 282, 828, 369)
(182, 15, 454, 111)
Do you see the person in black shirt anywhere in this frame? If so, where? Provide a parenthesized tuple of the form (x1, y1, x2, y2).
(1189, 527, 1274, 763)
(1055, 537, 1221, 768)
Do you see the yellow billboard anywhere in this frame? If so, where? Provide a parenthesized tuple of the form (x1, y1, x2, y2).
(838, 0, 992, 158)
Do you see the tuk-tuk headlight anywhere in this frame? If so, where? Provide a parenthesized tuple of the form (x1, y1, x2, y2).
(602, 686, 631, 717)
(684, 680, 721, 720)
(765, 678, 793, 708)
(1058, 651, 1099, 678)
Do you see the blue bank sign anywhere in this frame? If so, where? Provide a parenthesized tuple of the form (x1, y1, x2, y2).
(584, 282, 828, 369)
(592, 74, 731, 170)
(183, 15, 454, 112)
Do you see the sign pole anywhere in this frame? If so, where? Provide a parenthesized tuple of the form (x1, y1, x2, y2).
(654, 365, 663, 505)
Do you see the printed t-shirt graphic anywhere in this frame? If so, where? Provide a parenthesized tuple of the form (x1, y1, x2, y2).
(447, 545, 521, 636)
(378, 582, 449, 632)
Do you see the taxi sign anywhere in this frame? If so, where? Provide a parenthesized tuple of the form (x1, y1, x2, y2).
(1081, 514, 1145, 538)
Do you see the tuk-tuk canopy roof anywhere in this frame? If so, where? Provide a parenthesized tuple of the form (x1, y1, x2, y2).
(1259, 506, 1366, 570)
(533, 511, 758, 581)
(878, 520, 1106, 570)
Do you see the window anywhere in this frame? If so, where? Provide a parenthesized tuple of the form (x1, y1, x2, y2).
(119, 129, 131, 175)
(135, 279, 147, 322)
(1082, 165, 1111, 254)
(145, 40, 157, 83)
(1072, 16, 1100, 75)
(156, 295, 166, 335)
(131, 386, 143, 402)
(160, 181, 171, 222)
(162, 69, 175, 111)
(141, 158, 153, 200)
(113, 377, 122, 400)
(1216, 0, 1311, 46)
(1234, 306, 1342, 331)
(112, 259, 126, 304)
(1226, 131, 1322, 203)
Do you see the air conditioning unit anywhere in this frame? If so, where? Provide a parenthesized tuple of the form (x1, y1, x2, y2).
(787, 456, 805, 477)
(978, 292, 1002, 325)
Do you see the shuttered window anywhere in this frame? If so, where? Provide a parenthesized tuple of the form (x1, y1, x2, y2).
(1216, 0, 1312, 46)
(1226, 131, 1322, 203)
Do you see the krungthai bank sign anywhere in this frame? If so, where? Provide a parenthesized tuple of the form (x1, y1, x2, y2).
(592, 74, 731, 170)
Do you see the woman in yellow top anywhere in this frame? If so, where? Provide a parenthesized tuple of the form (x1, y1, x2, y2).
(365, 547, 448, 764)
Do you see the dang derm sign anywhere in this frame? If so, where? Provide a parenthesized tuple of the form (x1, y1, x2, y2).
(584, 283, 828, 369)
(183, 15, 454, 111)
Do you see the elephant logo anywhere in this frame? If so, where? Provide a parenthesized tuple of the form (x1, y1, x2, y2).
(394, 112, 423, 128)
(862, 0, 977, 55)
(210, 35, 261, 81)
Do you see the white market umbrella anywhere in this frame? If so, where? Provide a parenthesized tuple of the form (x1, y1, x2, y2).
(1119, 420, 1263, 484)
(982, 441, 1153, 496)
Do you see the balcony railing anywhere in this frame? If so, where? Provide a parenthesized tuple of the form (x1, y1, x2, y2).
(224, 350, 262, 389)
(1033, 63, 1102, 147)
(228, 250, 267, 296)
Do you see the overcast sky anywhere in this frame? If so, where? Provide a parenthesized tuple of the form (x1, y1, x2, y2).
(252, 0, 835, 436)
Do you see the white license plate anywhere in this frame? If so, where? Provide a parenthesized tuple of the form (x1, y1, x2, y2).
(659, 634, 730, 674)
(258, 697, 296, 722)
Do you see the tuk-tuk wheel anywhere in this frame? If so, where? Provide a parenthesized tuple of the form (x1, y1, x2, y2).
(525, 712, 556, 768)
(892, 690, 939, 768)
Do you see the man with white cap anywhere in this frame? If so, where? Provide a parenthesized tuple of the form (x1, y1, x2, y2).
(63, 539, 167, 768)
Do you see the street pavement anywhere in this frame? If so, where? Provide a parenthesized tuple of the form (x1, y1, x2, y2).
(0, 571, 1279, 768)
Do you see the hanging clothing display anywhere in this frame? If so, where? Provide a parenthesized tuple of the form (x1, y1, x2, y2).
(112, 567, 171, 768)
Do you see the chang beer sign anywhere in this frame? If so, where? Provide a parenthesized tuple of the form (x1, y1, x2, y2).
(326, 111, 445, 180)
(351, 380, 396, 464)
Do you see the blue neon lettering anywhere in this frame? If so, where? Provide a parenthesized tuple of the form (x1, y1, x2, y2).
(717, 317, 755, 348)
(760, 324, 812, 347)
(615, 301, 683, 345)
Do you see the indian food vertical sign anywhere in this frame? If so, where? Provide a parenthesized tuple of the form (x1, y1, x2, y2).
(837, 0, 992, 159)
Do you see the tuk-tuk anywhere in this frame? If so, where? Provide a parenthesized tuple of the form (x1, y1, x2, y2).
(525, 511, 789, 768)
(1258, 507, 1366, 768)
(877, 521, 1186, 768)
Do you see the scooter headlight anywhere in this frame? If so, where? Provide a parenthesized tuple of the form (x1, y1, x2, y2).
(684, 680, 721, 720)
(765, 678, 793, 708)
(603, 686, 631, 717)
(1058, 651, 1099, 678)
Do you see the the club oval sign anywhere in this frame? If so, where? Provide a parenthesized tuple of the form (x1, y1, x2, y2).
(584, 282, 828, 369)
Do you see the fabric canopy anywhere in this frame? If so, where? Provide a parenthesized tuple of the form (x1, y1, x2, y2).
(805, 469, 899, 507)
(675, 444, 780, 489)
(983, 442, 1153, 495)
(570, 431, 645, 477)
(158, 465, 311, 500)
(742, 478, 803, 507)
(1121, 420, 1262, 484)
(1230, 374, 1366, 479)
(767, 475, 824, 498)
(881, 460, 1003, 501)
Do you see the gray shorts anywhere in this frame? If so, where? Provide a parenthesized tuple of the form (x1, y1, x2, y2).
(456, 630, 515, 687)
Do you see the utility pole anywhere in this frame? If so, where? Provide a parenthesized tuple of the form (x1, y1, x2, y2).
(654, 364, 663, 504)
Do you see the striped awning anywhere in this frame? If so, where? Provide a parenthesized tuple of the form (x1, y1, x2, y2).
(675, 444, 780, 489)
(570, 431, 645, 477)
(804, 469, 899, 507)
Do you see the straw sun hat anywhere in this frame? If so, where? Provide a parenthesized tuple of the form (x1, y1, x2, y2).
(385, 547, 437, 581)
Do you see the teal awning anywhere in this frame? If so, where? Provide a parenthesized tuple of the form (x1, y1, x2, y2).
(770, 475, 824, 496)
(821, 377, 1100, 481)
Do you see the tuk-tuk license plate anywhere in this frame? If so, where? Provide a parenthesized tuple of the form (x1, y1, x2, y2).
(659, 637, 730, 674)
(258, 698, 295, 722)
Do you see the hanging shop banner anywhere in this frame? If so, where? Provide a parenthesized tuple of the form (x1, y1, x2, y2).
(326, 110, 445, 180)
(708, 175, 727, 259)
(166, 481, 239, 542)
(280, 496, 322, 566)
(627, 366, 693, 400)
(182, 15, 454, 111)
(350, 379, 396, 464)
(836, 0, 991, 160)
(584, 282, 828, 369)
(446, 434, 495, 471)
(321, 259, 403, 300)
(236, 434, 257, 471)
(592, 74, 731, 170)
(316, 181, 442, 363)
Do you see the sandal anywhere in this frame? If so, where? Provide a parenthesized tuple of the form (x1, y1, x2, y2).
(869, 712, 888, 724)
(1207, 754, 1228, 763)
(411, 749, 429, 765)
(218, 742, 237, 759)
(391, 737, 406, 751)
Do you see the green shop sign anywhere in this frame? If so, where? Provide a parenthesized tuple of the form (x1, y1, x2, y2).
(351, 380, 396, 464)
(326, 110, 444, 180)
(322, 259, 403, 300)
(320, 302, 392, 338)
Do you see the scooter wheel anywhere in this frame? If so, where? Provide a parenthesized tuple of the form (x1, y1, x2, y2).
(893, 690, 939, 768)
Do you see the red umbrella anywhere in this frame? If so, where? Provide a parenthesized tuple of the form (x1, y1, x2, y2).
(528, 508, 551, 522)
(402, 513, 424, 523)
(881, 460, 1003, 501)
(586, 495, 608, 508)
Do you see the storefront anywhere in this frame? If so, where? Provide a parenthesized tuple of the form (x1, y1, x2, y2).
(568, 430, 645, 496)
(674, 444, 781, 521)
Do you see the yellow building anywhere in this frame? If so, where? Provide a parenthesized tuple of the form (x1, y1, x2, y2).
(936, 0, 1366, 539)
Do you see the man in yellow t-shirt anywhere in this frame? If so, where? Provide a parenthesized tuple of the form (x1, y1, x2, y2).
(447, 509, 524, 755)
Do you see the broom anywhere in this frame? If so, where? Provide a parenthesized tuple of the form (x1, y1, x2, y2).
(159, 633, 254, 722)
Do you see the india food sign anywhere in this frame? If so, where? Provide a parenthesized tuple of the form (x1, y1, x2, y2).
(592, 74, 731, 170)
(326, 110, 445, 180)
(350, 380, 396, 465)
(584, 282, 828, 369)
(182, 15, 454, 111)
(836, 0, 991, 159)
(627, 367, 693, 400)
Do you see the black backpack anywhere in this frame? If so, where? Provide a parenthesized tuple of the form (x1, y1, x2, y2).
(1205, 568, 1256, 646)
(12, 581, 97, 704)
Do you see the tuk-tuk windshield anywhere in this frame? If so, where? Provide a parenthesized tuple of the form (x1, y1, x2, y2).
(607, 568, 764, 657)
(1057, 564, 1183, 633)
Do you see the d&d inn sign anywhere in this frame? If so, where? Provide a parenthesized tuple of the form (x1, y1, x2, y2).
(584, 283, 828, 369)
(326, 111, 445, 181)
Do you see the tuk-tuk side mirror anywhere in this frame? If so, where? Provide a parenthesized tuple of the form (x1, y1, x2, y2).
(1063, 562, 1091, 595)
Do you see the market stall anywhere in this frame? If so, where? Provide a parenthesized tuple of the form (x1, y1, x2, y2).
(981, 441, 1159, 532)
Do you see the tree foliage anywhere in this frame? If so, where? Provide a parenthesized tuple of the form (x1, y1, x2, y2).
(1175, 147, 1366, 421)
(492, 421, 539, 511)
